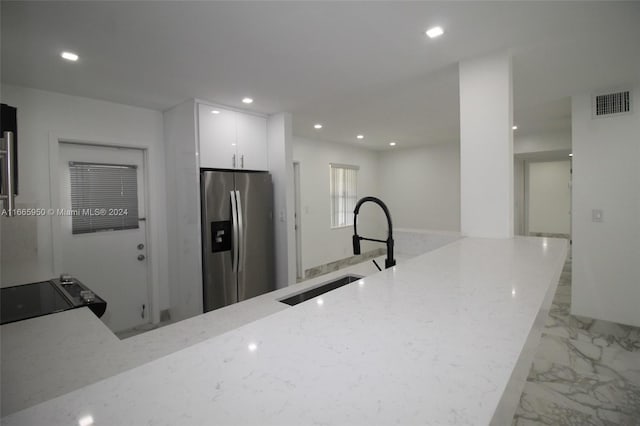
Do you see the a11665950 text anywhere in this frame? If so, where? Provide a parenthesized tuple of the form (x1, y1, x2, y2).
(0, 208, 129, 217)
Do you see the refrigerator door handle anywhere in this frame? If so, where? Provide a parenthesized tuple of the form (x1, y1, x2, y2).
(235, 190, 244, 272)
(230, 190, 239, 272)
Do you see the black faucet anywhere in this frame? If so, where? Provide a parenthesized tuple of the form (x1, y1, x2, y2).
(352, 196, 396, 269)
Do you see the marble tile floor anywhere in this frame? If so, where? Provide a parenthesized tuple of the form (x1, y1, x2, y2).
(513, 250, 640, 425)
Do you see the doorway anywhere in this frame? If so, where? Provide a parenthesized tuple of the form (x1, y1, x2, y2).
(515, 156, 572, 238)
(526, 160, 572, 236)
(57, 142, 150, 332)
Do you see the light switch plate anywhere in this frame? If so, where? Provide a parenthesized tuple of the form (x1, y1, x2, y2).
(592, 209, 603, 222)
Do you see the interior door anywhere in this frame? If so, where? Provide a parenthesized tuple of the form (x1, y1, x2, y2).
(526, 160, 572, 236)
(58, 143, 149, 333)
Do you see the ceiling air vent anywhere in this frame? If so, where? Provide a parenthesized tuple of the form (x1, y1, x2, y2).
(592, 90, 631, 118)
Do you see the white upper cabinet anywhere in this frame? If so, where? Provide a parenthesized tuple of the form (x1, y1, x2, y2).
(198, 103, 268, 170)
(236, 112, 268, 171)
(198, 105, 237, 169)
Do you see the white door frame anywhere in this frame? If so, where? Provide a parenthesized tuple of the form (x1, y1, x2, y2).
(48, 134, 158, 324)
(513, 157, 527, 236)
(523, 159, 531, 236)
(293, 161, 303, 280)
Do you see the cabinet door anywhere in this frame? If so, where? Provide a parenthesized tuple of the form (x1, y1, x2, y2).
(198, 104, 237, 169)
(236, 113, 268, 171)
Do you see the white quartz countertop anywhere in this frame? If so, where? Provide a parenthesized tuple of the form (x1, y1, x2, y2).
(1, 253, 402, 416)
(2, 237, 567, 426)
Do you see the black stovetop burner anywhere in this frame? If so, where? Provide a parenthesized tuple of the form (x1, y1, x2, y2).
(1, 277, 107, 325)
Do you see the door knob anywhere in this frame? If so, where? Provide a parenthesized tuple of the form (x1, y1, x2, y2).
(137, 254, 146, 261)
(137, 243, 144, 250)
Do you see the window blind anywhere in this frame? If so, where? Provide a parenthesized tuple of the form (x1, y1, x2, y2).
(69, 162, 139, 234)
(330, 164, 358, 228)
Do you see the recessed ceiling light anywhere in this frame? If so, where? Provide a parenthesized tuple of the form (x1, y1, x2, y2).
(211, 110, 220, 114)
(356, 134, 364, 140)
(389, 142, 397, 146)
(569, 153, 573, 157)
(426, 26, 444, 39)
(314, 124, 323, 129)
(242, 97, 253, 104)
(512, 125, 518, 130)
(61, 51, 79, 62)
(78, 416, 94, 426)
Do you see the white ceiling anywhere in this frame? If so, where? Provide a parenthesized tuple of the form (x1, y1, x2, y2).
(2, 1, 639, 150)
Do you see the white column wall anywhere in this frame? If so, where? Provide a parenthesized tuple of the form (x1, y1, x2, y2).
(163, 100, 203, 321)
(267, 113, 296, 288)
(459, 52, 514, 238)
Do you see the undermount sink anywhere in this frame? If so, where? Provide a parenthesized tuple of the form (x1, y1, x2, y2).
(279, 274, 364, 306)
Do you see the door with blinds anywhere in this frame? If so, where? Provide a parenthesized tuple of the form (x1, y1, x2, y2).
(58, 142, 149, 333)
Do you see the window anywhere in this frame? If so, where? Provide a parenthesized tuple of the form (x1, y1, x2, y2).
(330, 163, 358, 228)
(69, 162, 139, 234)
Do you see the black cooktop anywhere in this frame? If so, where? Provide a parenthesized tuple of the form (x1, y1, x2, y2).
(1, 278, 107, 325)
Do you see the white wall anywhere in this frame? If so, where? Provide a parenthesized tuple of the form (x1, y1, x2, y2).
(514, 129, 571, 155)
(268, 113, 296, 288)
(0, 85, 170, 319)
(378, 143, 460, 232)
(293, 137, 382, 273)
(459, 52, 514, 238)
(571, 85, 640, 327)
(527, 161, 571, 235)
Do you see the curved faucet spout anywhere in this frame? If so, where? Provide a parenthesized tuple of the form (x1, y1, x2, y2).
(352, 196, 396, 269)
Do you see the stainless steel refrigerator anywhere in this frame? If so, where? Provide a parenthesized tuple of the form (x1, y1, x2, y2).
(201, 170, 275, 312)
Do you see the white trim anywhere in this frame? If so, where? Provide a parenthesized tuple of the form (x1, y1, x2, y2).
(329, 163, 360, 170)
(330, 224, 354, 230)
(523, 159, 530, 236)
(293, 161, 303, 280)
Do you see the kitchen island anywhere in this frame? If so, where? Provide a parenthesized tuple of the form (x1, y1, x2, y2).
(1, 236, 567, 425)
(1, 252, 402, 416)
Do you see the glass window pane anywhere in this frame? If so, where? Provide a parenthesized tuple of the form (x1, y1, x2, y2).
(329, 164, 358, 228)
